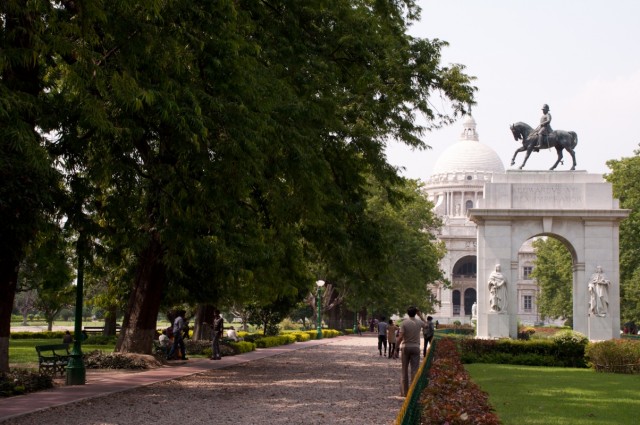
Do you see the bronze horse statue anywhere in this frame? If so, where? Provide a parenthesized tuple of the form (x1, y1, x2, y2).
(510, 122, 578, 170)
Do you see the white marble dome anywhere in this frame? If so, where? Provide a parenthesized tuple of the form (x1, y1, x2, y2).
(431, 116, 505, 176)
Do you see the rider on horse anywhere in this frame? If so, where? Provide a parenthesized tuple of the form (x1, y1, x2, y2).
(531, 104, 552, 149)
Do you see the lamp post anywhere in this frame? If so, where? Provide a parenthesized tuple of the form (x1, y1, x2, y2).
(66, 234, 86, 385)
(316, 280, 325, 339)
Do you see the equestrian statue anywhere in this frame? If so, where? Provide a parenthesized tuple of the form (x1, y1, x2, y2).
(510, 104, 578, 170)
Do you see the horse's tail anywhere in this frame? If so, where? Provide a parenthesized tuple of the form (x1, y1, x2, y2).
(570, 131, 578, 149)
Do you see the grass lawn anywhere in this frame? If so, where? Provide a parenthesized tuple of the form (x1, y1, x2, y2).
(466, 364, 640, 425)
(10, 339, 116, 368)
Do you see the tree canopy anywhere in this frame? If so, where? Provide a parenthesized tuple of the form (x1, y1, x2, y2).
(606, 149, 640, 324)
(2, 0, 476, 363)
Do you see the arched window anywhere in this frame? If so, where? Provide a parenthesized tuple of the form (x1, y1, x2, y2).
(464, 288, 477, 315)
(452, 290, 461, 316)
(465, 200, 473, 211)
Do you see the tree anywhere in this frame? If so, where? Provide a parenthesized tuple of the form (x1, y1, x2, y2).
(11, 0, 475, 358)
(245, 295, 301, 336)
(530, 238, 573, 323)
(606, 149, 640, 323)
(0, 0, 70, 372)
(17, 224, 75, 331)
(13, 290, 37, 325)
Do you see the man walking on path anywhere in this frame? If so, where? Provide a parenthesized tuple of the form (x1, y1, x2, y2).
(422, 315, 435, 357)
(377, 316, 388, 356)
(397, 306, 425, 396)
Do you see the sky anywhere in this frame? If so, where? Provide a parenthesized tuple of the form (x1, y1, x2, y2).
(385, 0, 640, 181)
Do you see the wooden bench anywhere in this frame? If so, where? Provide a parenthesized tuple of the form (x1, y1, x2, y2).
(83, 325, 122, 334)
(35, 344, 70, 376)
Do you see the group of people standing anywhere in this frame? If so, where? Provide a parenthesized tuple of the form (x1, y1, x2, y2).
(372, 308, 435, 396)
(158, 308, 227, 361)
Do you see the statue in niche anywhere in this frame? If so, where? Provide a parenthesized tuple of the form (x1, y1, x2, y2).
(588, 266, 610, 317)
(488, 264, 507, 313)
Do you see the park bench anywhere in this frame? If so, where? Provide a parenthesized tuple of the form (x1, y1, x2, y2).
(83, 324, 122, 334)
(35, 344, 70, 377)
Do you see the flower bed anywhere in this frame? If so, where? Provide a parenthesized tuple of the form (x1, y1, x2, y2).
(419, 338, 500, 425)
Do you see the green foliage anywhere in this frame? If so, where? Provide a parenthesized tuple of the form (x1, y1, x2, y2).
(607, 151, 640, 324)
(254, 335, 294, 348)
(0, 370, 53, 398)
(286, 331, 312, 342)
(586, 339, 640, 373)
(10, 331, 66, 340)
(85, 335, 118, 346)
(1, 0, 477, 360)
(457, 334, 587, 368)
(552, 330, 589, 367)
(531, 238, 573, 322)
(228, 341, 256, 355)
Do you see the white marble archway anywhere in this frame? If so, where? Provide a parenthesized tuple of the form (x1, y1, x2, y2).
(469, 171, 629, 341)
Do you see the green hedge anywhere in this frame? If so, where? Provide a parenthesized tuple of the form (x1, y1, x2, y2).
(255, 335, 294, 348)
(229, 341, 256, 354)
(11, 331, 66, 340)
(458, 330, 588, 368)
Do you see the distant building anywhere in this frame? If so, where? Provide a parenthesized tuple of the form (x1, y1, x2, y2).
(423, 116, 543, 325)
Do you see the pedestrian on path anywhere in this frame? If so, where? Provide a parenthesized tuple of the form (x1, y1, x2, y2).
(397, 306, 425, 396)
(422, 315, 435, 357)
(167, 309, 187, 360)
(377, 317, 388, 356)
(387, 319, 398, 359)
(211, 309, 224, 360)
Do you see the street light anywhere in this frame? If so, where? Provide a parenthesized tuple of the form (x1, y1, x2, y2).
(316, 280, 325, 339)
(66, 234, 86, 385)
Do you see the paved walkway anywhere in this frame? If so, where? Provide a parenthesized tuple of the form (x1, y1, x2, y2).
(0, 334, 401, 423)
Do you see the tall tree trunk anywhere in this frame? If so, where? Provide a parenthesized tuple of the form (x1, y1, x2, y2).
(0, 259, 19, 372)
(193, 304, 214, 341)
(103, 305, 118, 336)
(116, 234, 165, 354)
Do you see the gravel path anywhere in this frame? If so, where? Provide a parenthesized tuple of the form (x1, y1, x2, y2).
(7, 335, 405, 425)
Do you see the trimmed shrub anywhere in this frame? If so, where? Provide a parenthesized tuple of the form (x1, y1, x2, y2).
(255, 335, 293, 348)
(11, 331, 66, 340)
(85, 335, 117, 345)
(290, 331, 311, 342)
(586, 339, 640, 373)
(552, 330, 588, 367)
(458, 333, 587, 368)
(228, 341, 256, 354)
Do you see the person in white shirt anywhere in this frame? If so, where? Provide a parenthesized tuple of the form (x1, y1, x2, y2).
(226, 326, 242, 342)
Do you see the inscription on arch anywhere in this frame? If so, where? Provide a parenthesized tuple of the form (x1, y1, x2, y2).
(512, 184, 583, 208)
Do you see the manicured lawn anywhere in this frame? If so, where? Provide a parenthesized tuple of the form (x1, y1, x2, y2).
(466, 364, 640, 425)
(9, 339, 116, 368)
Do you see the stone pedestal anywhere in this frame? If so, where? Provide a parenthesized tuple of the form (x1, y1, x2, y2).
(486, 313, 510, 339)
(588, 315, 615, 341)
